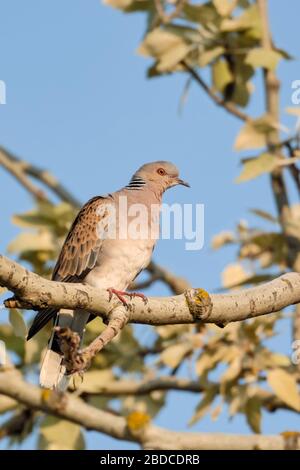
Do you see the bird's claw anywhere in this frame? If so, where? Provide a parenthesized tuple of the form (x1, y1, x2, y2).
(107, 288, 148, 307)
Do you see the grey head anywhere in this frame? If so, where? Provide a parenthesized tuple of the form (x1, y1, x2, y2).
(125, 161, 190, 192)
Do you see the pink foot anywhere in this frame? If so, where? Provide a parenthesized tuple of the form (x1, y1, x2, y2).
(107, 288, 148, 306)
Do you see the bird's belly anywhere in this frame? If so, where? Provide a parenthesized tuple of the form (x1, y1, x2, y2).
(84, 238, 153, 290)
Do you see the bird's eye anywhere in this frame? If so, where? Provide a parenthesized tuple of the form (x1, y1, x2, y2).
(157, 168, 166, 176)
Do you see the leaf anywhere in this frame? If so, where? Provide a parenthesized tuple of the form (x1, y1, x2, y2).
(268, 369, 300, 412)
(222, 263, 251, 289)
(220, 357, 242, 384)
(189, 387, 218, 425)
(0, 395, 17, 414)
(286, 107, 300, 116)
(160, 343, 191, 368)
(198, 46, 224, 68)
(7, 231, 55, 254)
(236, 153, 278, 183)
(211, 231, 235, 250)
(9, 309, 27, 338)
(39, 416, 85, 450)
(138, 28, 190, 72)
(234, 116, 277, 151)
(183, 3, 220, 26)
(213, 0, 238, 17)
(212, 59, 233, 93)
(78, 369, 114, 393)
(245, 397, 261, 433)
(246, 48, 282, 71)
(221, 4, 261, 37)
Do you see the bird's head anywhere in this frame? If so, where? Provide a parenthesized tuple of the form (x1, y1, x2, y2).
(131, 161, 190, 193)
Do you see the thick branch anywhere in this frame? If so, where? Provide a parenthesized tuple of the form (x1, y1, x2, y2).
(0, 369, 295, 450)
(1, 255, 300, 327)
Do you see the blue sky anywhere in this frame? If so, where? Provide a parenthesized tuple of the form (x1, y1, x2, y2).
(0, 0, 299, 449)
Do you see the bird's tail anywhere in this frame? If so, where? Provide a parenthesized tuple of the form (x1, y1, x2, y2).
(40, 309, 89, 392)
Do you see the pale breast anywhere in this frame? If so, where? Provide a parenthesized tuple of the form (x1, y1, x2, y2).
(84, 237, 154, 290)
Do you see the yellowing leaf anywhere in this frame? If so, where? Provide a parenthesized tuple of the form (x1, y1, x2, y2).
(268, 369, 300, 411)
(138, 29, 190, 72)
(79, 369, 114, 393)
(7, 231, 54, 254)
(246, 48, 282, 71)
(220, 357, 242, 384)
(245, 397, 261, 433)
(211, 231, 235, 250)
(160, 343, 191, 368)
(222, 263, 250, 289)
(39, 416, 85, 450)
(221, 4, 261, 36)
(213, 0, 237, 16)
(234, 116, 278, 151)
(9, 309, 27, 338)
(198, 46, 224, 67)
(0, 395, 17, 414)
(189, 387, 218, 425)
(236, 153, 278, 183)
(212, 59, 233, 93)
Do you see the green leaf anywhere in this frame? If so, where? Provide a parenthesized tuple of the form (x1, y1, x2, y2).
(268, 369, 300, 412)
(9, 309, 27, 339)
(183, 3, 220, 26)
(39, 416, 85, 450)
(212, 59, 233, 93)
(245, 48, 282, 71)
(236, 153, 278, 183)
(245, 397, 261, 433)
(221, 4, 261, 37)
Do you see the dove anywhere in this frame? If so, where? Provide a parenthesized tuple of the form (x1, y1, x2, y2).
(27, 161, 189, 390)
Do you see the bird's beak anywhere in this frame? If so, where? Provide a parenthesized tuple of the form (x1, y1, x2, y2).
(176, 178, 190, 188)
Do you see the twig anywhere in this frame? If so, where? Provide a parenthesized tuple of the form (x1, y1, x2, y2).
(0, 148, 47, 201)
(0, 146, 81, 208)
(181, 61, 249, 122)
(154, 0, 186, 24)
(284, 140, 300, 197)
(56, 307, 129, 374)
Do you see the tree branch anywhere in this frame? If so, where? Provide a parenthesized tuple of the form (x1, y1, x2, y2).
(182, 61, 249, 122)
(0, 148, 47, 201)
(81, 375, 299, 414)
(0, 368, 296, 450)
(1, 254, 300, 328)
(154, 0, 186, 25)
(0, 146, 81, 208)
